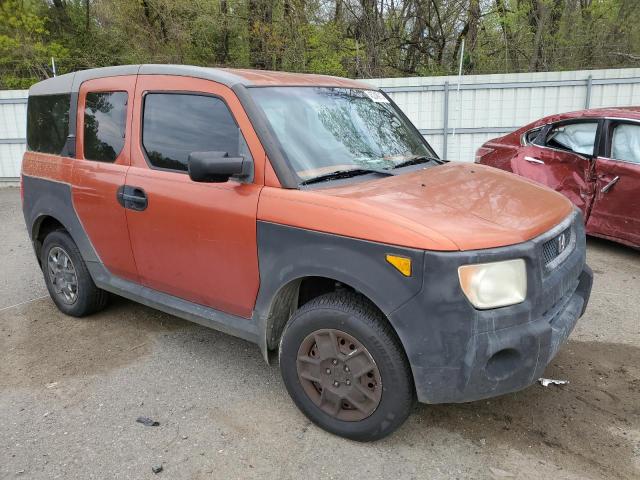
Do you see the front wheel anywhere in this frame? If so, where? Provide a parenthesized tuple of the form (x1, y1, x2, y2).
(279, 292, 414, 441)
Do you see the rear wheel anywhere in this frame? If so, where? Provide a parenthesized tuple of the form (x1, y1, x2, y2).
(279, 292, 414, 441)
(41, 230, 108, 317)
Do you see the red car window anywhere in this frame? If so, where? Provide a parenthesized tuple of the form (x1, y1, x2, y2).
(545, 122, 598, 156)
(524, 126, 544, 145)
(611, 123, 640, 164)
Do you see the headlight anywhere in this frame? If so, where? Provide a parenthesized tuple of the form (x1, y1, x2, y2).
(458, 259, 527, 309)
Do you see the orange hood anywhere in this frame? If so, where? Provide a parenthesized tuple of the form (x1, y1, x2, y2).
(258, 163, 574, 251)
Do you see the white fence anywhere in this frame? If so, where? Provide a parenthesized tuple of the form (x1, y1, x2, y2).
(0, 89, 28, 179)
(2, 68, 640, 179)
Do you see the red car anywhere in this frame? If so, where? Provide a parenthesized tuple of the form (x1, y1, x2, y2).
(476, 107, 640, 248)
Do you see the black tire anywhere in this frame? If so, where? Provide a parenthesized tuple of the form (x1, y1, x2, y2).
(40, 229, 108, 317)
(279, 291, 414, 441)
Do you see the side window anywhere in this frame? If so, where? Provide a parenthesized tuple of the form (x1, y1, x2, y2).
(523, 126, 544, 145)
(26, 94, 70, 154)
(611, 123, 640, 164)
(142, 93, 248, 172)
(543, 122, 598, 156)
(83, 91, 128, 162)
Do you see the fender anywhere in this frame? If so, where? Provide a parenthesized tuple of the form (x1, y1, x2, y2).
(22, 175, 101, 266)
(253, 221, 426, 357)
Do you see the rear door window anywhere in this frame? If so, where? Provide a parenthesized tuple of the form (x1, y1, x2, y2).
(83, 91, 128, 162)
(26, 94, 70, 154)
(543, 122, 598, 156)
(142, 93, 247, 172)
(611, 123, 640, 164)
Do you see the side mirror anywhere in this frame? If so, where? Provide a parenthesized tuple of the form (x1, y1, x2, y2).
(187, 151, 250, 183)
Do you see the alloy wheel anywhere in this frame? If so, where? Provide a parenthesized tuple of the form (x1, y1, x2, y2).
(47, 246, 79, 305)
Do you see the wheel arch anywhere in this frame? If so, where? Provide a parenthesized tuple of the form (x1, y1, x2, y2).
(31, 214, 68, 264)
(22, 175, 101, 267)
(257, 272, 410, 368)
(254, 222, 426, 364)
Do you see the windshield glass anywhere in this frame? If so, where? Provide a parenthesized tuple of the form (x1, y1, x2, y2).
(249, 87, 436, 181)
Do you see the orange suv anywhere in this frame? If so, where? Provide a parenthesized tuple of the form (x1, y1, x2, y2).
(22, 65, 592, 441)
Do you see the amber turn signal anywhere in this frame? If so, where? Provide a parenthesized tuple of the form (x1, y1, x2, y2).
(386, 254, 412, 276)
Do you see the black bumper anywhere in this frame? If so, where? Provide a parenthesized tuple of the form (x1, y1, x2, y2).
(390, 210, 593, 404)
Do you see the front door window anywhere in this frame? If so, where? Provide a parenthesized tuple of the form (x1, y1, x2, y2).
(141, 93, 251, 172)
(543, 122, 598, 157)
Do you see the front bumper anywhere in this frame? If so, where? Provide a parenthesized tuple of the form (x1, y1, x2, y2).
(390, 210, 593, 404)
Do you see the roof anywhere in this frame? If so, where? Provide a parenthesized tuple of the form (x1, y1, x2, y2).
(546, 107, 640, 122)
(218, 68, 368, 88)
(28, 64, 371, 96)
(515, 106, 640, 133)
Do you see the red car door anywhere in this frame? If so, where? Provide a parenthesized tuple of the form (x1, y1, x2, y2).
(510, 120, 599, 217)
(124, 75, 266, 318)
(586, 120, 640, 247)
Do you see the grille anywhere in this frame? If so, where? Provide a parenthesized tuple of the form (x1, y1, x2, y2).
(542, 226, 572, 266)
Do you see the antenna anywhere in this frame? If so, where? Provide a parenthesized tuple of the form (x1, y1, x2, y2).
(51, 57, 57, 77)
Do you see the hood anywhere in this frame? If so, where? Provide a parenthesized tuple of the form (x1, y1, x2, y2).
(258, 163, 574, 251)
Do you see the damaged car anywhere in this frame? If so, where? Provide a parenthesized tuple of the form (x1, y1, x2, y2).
(476, 108, 640, 248)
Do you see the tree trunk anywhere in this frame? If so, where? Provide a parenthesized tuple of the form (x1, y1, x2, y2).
(51, 0, 72, 32)
(495, 0, 520, 71)
(466, 0, 480, 53)
(216, 0, 230, 64)
(141, 0, 167, 44)
(334, 0, 343, 23)
(85, 0, 90, 32)
(357, 0, 383, 77)
(528, 0, 546, 71)
(248, 0, 273, 69)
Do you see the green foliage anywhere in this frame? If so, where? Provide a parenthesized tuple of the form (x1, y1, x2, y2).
(0, 0, 69, 88)
(305, 22, 354, 76)
(1, 0, 640, 87)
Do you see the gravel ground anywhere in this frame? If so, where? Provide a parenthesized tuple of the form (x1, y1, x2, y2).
(1, 186, 638, 480)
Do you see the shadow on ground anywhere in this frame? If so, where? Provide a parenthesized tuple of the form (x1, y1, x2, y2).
(0, 296, 190, 387)
(586, 236, 639, 258)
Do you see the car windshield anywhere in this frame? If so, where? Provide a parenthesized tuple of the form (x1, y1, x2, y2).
(248, 87, 436, 182)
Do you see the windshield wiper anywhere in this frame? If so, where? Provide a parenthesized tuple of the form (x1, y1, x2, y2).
(300, 168, 394, 186)
(392, 155, 446, 169)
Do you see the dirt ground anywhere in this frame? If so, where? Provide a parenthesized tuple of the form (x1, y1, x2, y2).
(0, 186, 638, 479)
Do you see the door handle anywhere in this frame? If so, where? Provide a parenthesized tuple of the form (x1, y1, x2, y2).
(524, 156, 545, 164)
(117, 186, 148, 211)
(600, 176, 620, 194)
